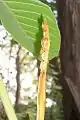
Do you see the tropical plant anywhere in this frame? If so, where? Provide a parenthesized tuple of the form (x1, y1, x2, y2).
(0, 0, 60, 120)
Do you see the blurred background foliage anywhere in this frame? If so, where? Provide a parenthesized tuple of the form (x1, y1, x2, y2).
(0, 0, 64, 120)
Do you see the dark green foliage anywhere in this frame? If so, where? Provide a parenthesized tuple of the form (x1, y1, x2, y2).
(0, 102, 7, 120)
(11, 39, 18, 45)
(0, 21, 2, 24)
(46, 57, 64, 120)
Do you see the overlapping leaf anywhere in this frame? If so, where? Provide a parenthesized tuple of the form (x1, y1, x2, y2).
(0, 80, 18, 120)
(0, 0, 60, 59)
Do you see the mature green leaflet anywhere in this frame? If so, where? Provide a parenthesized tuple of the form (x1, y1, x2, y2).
(0, 0, 60, 60)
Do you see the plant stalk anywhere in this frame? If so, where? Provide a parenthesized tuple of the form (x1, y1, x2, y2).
(36, 19, 50, 120)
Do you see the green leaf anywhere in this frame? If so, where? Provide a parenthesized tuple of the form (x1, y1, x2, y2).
(0, 80, 18, 120)
(0, 0, 60, 60)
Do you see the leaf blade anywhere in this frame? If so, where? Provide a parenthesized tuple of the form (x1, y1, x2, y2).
(0, 0, 60, 59)
(0, 80, 18, 120)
